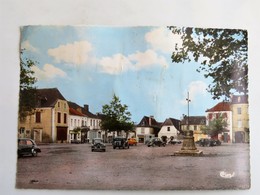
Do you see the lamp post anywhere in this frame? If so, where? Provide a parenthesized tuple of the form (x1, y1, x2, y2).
(174, 91, 203, 156)
(186, 92, 191, 130)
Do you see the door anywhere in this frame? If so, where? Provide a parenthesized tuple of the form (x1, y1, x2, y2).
(57, 127, 67, 143)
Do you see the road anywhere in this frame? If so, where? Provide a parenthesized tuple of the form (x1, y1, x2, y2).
(16, 142, 250, 190)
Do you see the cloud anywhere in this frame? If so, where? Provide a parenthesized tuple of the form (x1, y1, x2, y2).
(129, 49, 168, 70)
(48, 41, 92, 65)
(97, 50, 168, 75)
(181, 81, 207, 104)
(145, 27, 183, 53)
(32, 64, 67, 80)
(98, 54, 132, 75)
(21, 40, 38, 53)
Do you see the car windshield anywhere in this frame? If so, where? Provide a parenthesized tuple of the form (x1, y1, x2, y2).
(94, 139, 102, 143)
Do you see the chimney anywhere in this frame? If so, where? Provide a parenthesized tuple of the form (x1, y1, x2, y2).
(149, 116, 154, 126)
(84, 104, 89, 111)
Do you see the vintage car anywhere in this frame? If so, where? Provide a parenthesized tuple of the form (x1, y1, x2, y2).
(18, 138, 41, 157)
(127, 138, 137, 146)
(112, 137, 129, 149)
(196, 138, 221, 147)
(91, 138, 106, 152)
(147, 137, 166, 147)
(168, 139, 182, 145)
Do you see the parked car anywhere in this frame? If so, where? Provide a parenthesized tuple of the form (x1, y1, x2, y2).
(128, 138, 137, 146)
(112, 137, 129, 149)
(196, 138, 221, 147)
(168, 139, 182, 145)
(91, 138, 106, 152)
(18, 138, 41, 157)
(147, 137, 166, 147)
(71, 139, 81, 144)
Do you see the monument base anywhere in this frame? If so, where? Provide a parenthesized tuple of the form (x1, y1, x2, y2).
(173, 149, 203, 156)
(174, 130, 203, 156)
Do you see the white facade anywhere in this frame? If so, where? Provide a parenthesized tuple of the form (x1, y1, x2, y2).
(158, 125, 178, 139)
(68, 114, 88, 143)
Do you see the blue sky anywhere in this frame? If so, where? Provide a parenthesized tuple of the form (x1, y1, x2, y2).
(20, 26, 219, 123)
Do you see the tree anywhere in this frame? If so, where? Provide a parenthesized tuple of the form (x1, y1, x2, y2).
(168, 26, 248, 100)
(202, 116, 228, 138)
(101, 95, 134, 139)
(19, 51, 38, 121)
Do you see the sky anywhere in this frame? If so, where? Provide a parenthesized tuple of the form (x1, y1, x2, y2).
(20, 26, 220, 123)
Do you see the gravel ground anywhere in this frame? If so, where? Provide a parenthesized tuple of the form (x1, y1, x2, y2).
(16, 143, 250, 190)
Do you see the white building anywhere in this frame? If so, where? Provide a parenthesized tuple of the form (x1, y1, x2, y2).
(158, 118, 181, 141)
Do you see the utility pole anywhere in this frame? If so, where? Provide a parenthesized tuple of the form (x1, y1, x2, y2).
(186, 92, 191, 130)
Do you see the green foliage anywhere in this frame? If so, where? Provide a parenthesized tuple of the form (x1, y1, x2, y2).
(202, 115, 228, 137)
(101, 94, 134, 133)
(168, 26, 248, 100)
(19, 50, 38, 121)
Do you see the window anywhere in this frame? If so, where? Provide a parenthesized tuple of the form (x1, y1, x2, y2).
(35, 112, 41, 123)
(64, 113, 67, 124)
(19, 127, 25, 134)
(58, 102, 60, 107)
(194, 125, 197, 130)
(57, 112, 61, 123)
(237, 107, 242, 115)
(238, 120, 242, 128)
(141, 128, 145, 134)
(167, 127, 170, 131)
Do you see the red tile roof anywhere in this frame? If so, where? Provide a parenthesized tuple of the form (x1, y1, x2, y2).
(206, 102, 231, 112)
(69, 107, 85, 116)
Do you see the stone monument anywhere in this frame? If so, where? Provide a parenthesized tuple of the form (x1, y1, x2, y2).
(174, 92, 203, 156)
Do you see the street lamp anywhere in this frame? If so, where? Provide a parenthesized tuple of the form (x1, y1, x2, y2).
(186, 92, 191, 130)
(174, 91, 203, 156)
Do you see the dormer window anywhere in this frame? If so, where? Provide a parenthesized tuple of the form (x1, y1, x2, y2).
(238, 96, 241, 103)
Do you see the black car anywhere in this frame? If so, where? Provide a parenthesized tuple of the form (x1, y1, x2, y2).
(196, 138, 221, 147)
(18, 138, 41, 157)
(112, 137, 129, 149)
(168, 139, 182, 145)
(91, 138, 106, 152)
(147, 137, 166, 147)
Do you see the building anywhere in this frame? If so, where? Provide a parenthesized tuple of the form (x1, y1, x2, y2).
(135, 116, 162, 143)
(68, 102, 102, 143)
(68, 106, 87, 143)
(18, 88, 69, 143)
(231, 95, 249, 143)
(205, 102, 232, 143)
(181, 116, 207, 142)
(158, 118, 182, 141)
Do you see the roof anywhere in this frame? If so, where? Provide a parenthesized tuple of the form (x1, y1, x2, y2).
(68, 101, 98, 118)
(137, 116, 161, 128)
(181, 116, 206, 125)
(36, 88, 66, 107)
(231, 95, 248, 104)
(69, 107, 85, 116)
(206, 102, 231, 112)
(161, 118, 181, 131)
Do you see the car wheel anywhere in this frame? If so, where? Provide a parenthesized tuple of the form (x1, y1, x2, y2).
(32, 149, 38, 157)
